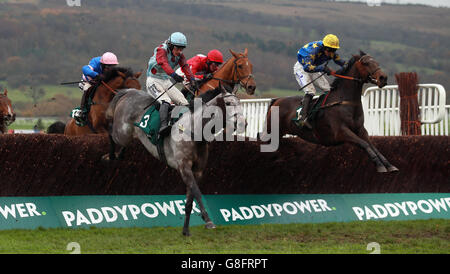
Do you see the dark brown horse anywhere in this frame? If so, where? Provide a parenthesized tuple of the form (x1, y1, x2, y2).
(264, 51, 398, 173)
(197, 48, 256, 96)
(64, 67, 142, 135)
(0, 88, 15, 134)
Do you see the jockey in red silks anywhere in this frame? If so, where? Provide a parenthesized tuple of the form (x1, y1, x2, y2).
(176, 49, 224, 96)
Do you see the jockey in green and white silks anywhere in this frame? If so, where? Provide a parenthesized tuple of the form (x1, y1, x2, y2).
(146, 32, 196, 136)
(293, 34, 346, 128)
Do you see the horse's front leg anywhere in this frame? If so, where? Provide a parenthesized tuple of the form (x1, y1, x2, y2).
(178, 160, 215, 236)
(340, 127, 388, 173)
(358, 128, 399, 172)
(102, 134, 125, 161)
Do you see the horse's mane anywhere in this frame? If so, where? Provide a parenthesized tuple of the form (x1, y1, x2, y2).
(102, 66, 134, 83)
(197, 87, 222, 103)
(330, 50, 366, 90)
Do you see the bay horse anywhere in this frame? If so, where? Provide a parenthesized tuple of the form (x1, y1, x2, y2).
(64, 67, 142, 135)
(0, 88, 16, 134)
(264, 51, 398, 173)
(197, 48, 256, 96)
(103, 86, 245, 236)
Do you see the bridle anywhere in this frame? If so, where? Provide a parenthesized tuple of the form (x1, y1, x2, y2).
(211, 55, 254, 93)
(357, 55, 382, 86)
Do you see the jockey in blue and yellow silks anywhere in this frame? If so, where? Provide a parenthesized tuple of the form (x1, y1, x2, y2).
(293, 34, 346, 128)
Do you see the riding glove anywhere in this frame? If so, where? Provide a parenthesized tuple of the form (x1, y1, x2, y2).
(170, 72, 184, 83)
(189, 78, 199, 91)
(323, 66, 335, 76)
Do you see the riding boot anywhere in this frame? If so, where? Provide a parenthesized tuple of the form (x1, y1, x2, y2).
(159, 101, 171, 137)
(299, 94, 313, 129)
(76, 90, 89, 122)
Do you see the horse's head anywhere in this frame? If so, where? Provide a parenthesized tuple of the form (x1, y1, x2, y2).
(103, 67, 142, 92)
(229, 48, 256, 95)
(117, 70, 142, 90)
(354, 51, 388, 88)
(0, 88, 16, 132)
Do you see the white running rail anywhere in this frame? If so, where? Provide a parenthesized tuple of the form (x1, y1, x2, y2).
(240, 84, 448, 137)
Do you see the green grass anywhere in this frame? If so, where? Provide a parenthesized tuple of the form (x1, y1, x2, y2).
(4, 85, 81, 103)
(9, 118, 59, 130)
(258, 88, 304, 98)
(0, 219, 448, 254)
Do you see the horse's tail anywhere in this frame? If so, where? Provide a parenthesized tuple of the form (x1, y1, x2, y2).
(268, 97, 281, 112)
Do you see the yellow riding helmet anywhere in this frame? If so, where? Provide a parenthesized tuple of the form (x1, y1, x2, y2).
(323, 34, 340, 49)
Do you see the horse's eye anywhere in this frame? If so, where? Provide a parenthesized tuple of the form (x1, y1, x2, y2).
(238, 65, 243, 69)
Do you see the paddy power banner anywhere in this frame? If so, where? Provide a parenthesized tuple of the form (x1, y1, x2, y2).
(0, 193, 449, 230)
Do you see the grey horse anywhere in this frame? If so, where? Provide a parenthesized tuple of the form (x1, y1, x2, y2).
(104, 87, 245, 236)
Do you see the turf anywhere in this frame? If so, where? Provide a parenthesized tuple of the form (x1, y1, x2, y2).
(0, 219, 448, 254)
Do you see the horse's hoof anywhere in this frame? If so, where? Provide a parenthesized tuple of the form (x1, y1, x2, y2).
(101, 154, 111, 162)
(205, 221, 216, 230)
(388, 166, 399, 172)
(182, 229, 191, 237)
(376, 166, 388, 173)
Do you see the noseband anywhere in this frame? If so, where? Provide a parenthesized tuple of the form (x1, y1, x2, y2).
(358, 55, 382, 85)
(211, 55, 254, 93)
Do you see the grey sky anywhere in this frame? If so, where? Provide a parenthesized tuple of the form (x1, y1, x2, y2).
(335, 0, 450, 8)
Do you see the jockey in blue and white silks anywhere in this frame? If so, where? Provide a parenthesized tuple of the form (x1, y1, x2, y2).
(73, 52, 119, 122)
(293, 34, 346, 128)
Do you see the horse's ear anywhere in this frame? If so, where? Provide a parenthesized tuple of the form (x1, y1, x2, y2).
(359, 50, 367, 57)
(117, 71, 126, 78)
(244, 48, 248, 56)
(229, 49, 238, 58)
(134, 71, 142, 79)
(3, 88, 7, 96)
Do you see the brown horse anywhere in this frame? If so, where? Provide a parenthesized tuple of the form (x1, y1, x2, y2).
(197, 48, 256, 95)
(0, 88, 15, 134)
(264, 51, 398, 173)
(64, 67, 142, 135)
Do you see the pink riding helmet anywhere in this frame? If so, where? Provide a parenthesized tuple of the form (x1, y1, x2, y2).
(100, 52, 119, 65)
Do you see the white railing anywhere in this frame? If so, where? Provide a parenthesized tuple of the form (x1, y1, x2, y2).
(240, 98, 272, 138)
(362, 84, 447, 136)
(240, 84, 448, 137)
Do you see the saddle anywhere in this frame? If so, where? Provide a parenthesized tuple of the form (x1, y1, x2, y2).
(293, 93, 327, 127)
(134, 104, 189, 145)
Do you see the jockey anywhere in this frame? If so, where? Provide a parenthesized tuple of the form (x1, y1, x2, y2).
(146, 32, 196, 136)
(293, 34, 346, 128)
(74, 52, 119, 122)
(176, 49, 224, 94)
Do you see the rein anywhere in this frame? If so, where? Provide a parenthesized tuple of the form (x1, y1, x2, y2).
(320, 55, 380, 108)
(101, 81, 118, 94)
(332, 73, 362, 82)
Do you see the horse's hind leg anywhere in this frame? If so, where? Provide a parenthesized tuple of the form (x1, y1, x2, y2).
(179, 162, 215, 236)
(183, 187, 194, 236)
